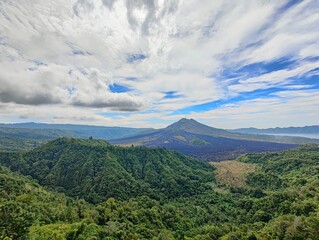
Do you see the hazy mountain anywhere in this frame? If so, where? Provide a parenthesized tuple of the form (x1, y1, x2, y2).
(0, 122, 152, 140)
(0, 123, 154, 152)
(231, 125, 319, 137)
(0, 126, 75, 139)
(0, 127, 77, 151)
(111, 118, 308, 161)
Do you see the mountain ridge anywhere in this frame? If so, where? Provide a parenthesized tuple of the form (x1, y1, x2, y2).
(0, 122, 153, 140)
(231, 125, 319, 135)
(111, 118, 314, 161)
(1, 119, 318, 156)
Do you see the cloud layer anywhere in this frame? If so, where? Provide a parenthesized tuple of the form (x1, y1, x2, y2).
(0, 0, 318, 128)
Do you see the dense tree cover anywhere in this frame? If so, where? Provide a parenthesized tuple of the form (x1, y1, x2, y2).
(0, 137, 46, 152)
(0, 138, 215, 203)
(0, 165, 92, 239)
(232, 145, 319, 238)
(0, 140, 318, 239)
(0, 127, 75, 152)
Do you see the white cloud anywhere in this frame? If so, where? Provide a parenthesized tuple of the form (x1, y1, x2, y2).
(228, 61, 319, 93)
(0, 0, 318, 127)
(181, 89, 319, 129)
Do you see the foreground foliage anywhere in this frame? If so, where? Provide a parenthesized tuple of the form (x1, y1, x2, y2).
(0, 140, 318, 239)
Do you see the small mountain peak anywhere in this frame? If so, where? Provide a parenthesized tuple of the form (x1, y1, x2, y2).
(165, 118, 228, 135)
(178, 118, 196, 123)
(166, 118, 205, 131)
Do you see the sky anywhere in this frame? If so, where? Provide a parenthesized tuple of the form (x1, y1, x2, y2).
(0, 0, 318, 129)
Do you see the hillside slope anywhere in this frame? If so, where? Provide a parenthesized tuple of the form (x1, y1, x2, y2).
(0, 138, 215, 203)
(0, 165, 90, 239)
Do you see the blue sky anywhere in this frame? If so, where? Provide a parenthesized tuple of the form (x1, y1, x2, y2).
(0, 0, 318, 128)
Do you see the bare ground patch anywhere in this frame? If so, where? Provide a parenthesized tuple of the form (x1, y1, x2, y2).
(211, 161, 256, 187)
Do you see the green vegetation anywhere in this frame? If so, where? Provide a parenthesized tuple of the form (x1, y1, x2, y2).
(190, 138, 209, 145)
(0, 127, 75, 152)
(0, 138, 214, 203)
(0, 127, 80, 152)
(0, 165, 92, 239)
(1, 140, 318, 239)
(0, 137, 46, 152)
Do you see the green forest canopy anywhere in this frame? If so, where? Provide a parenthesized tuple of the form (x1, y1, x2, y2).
(0, 139, 318, 239)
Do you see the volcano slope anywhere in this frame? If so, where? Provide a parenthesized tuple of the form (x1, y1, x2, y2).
(111, 118, 299, 161)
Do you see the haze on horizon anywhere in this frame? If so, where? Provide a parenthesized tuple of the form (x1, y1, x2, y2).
(0, 0, 318, 129)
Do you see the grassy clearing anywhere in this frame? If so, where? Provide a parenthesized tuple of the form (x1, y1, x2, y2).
(211, 160, 256, 187)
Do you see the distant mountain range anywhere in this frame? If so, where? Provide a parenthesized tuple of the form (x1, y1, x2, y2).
(1, 120, 319, 161)
(111, 118, 319, 161)
(231, 125, 319, 136)
(0, 122, 152, 152)
(0, 122, 151, 140)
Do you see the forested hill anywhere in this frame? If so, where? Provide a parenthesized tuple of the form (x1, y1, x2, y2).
(0, 138, 215, 203)
(238, 144, 319, 190)
(1, 141, 319, 239)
